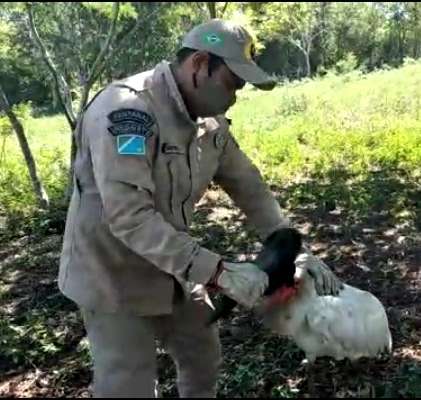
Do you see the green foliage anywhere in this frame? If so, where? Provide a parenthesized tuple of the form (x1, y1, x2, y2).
(0, 101, 36, 214)
(2, 61, 420, 238)
(0, 102, 33, 138)
(0, 112, 69, 223)
(2, 2, 421, 108)
(218, 338, 301, 397)
(221, 61, 421, 235)
(1, 58, 420, 398)
(0, 289, 87, 370)
(82, 2, 137, 20)
(247, 2, 421, 77)
(375, 362, 421, 398)
(335, 52, 359, 74)
(229, 60, 421, 183)
(0, 3, 51, 105)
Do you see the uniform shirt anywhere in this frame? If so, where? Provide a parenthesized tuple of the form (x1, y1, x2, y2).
(58, 61, 289, 316)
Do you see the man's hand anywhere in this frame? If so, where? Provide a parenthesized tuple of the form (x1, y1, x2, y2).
(209, 261, 269, 309)
(296, 250, 344, 296)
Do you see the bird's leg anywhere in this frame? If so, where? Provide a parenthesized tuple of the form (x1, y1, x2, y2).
(301, 356, 316, 396)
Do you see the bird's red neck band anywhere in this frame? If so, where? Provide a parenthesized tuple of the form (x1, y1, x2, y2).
(265, 281, 299, 309)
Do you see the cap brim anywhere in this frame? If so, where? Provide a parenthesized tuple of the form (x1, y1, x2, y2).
(225, 59, 277, 91)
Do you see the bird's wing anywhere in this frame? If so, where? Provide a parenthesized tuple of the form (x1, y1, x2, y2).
(304, 287, 392, 358)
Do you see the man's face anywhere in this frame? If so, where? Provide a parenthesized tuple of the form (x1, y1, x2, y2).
(189, 52, 246, 118)
(212, 62, 246, 104)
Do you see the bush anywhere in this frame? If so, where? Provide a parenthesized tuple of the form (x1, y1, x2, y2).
(0, 111, 69, 237)
(335, 52, 358, 74)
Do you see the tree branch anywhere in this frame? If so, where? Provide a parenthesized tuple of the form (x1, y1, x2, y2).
(310, 27, 326, 42)
(207, 2, 217, 19)
(78, 2, 120, 115)
(0, 85, 49, 209)
(221, 2, 229, 17)
(195, 2, 205, 12)
(288, 37, 306, 55)
(88, 2, 120, 85)
(26, 2, 76, 130)
(94, 2, 164, 81)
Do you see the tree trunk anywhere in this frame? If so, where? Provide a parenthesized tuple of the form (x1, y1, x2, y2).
(0, 87, 49, 209)
(63, 2, 120, 203)
(318, 2, 329, 69)
(27, 2, 121, 204)
(399, 28, 405, 63)
(26, 3, 77, 131)
(207, 2, 217, 19)
(304, 51, 311, 77)
(413, 3, 420, 58)
(289, 35, 312, 78)
(220, 2, 229, 17)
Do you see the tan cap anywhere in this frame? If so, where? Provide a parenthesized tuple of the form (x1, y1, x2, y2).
(182, 19, 276, 91)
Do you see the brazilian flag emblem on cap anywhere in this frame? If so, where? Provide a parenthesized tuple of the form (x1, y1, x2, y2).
(204, 33, 223, 45)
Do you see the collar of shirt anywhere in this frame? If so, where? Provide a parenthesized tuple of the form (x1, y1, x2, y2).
(154, 61, 223, 139)
(156, 61, 197, 125)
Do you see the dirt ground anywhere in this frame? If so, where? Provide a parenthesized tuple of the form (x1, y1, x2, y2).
(1, 181, 420, 398)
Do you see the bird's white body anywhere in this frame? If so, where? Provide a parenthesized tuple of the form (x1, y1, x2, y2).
(261, 264, 392, 362)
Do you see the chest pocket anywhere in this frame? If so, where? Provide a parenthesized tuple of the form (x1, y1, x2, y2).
(163, 143, 192, 221)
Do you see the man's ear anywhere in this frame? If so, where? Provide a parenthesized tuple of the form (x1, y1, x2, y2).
(191, 51, 210, 74)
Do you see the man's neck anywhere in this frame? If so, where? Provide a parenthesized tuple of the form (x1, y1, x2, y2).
(170, 63, 197, 122)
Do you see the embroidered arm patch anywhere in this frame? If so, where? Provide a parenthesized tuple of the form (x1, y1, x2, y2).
(107, 108, 155, 138)
(117, 135, 146, 155)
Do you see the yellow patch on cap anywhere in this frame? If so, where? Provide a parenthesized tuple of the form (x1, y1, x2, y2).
(244, 40, 256, 61)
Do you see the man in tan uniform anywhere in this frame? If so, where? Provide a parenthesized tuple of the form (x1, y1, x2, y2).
(59, 19, 342, 397)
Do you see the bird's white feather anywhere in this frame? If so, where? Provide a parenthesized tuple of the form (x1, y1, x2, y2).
(260, 266, 392, 362)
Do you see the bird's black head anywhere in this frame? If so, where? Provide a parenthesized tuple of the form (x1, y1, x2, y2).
(256, 227, 302, 295)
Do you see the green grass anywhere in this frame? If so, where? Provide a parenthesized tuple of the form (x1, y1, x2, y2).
(0, 113, 69, 219)
(1, 62, 420, 397)
(228, 61, 421, 183)
(1, 61, 420, 224)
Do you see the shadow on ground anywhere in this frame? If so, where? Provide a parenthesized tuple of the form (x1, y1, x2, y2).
(0, 165, 419, 397)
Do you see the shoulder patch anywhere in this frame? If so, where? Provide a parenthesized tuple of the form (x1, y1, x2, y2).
(107, 108, 154, 138)
(117, 135, 146, 156)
